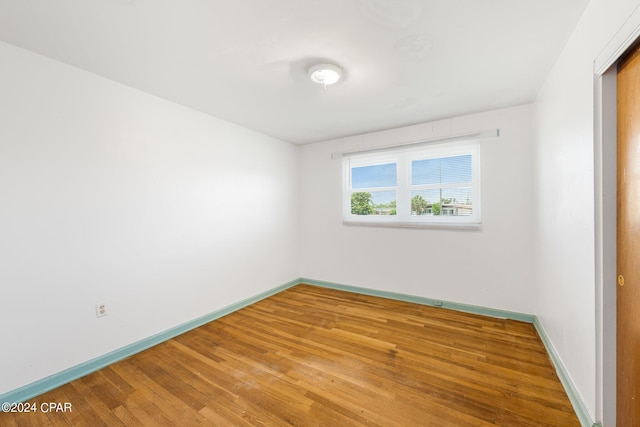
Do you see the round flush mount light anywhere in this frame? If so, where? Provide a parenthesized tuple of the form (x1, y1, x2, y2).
(308, 63, 343, 86)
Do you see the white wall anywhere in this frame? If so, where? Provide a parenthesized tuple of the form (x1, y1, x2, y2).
(6, 0, 639, 417)
(300, 105, 536, 314)
(533, 0, 640, 422)
(0, 41, 299, 395)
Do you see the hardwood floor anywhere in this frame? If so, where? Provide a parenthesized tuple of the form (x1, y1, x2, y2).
(1, 284, 580, 426)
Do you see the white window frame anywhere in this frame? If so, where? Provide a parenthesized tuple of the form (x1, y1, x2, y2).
(342, 140, 481, 229)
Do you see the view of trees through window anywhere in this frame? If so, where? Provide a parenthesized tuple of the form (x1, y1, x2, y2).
(350, 192, 397, 215)
(350, 162, 397, 215)
(350, 154, 473, 216)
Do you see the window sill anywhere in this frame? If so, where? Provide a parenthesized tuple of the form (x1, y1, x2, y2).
(342, 220, 482, 231)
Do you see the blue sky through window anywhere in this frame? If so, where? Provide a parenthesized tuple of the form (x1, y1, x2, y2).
(412, 155, 471, 185)
(352, 163, 397, 189)
(345, 144, 479, 223)
(350, 155, 473, 207)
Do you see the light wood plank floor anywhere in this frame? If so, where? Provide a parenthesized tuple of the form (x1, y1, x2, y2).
(1, 284, 580, 426)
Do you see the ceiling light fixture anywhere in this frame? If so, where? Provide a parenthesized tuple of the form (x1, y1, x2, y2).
(308, 63, 343, 88)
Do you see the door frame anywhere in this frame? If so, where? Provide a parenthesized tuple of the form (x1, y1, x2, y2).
(594, 8, 640, 425)
(594, 63, 617, 427)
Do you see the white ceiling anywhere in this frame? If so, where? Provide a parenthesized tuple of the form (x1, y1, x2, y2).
(0, 0, 590, 144)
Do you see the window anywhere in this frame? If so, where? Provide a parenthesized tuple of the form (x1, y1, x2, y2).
(342, 141, 481, 228)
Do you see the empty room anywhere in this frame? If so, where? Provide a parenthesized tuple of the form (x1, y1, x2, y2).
(1, 1, 638, 426)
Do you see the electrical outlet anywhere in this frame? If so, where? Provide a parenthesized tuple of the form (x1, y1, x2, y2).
(96, 303, 108, 318)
